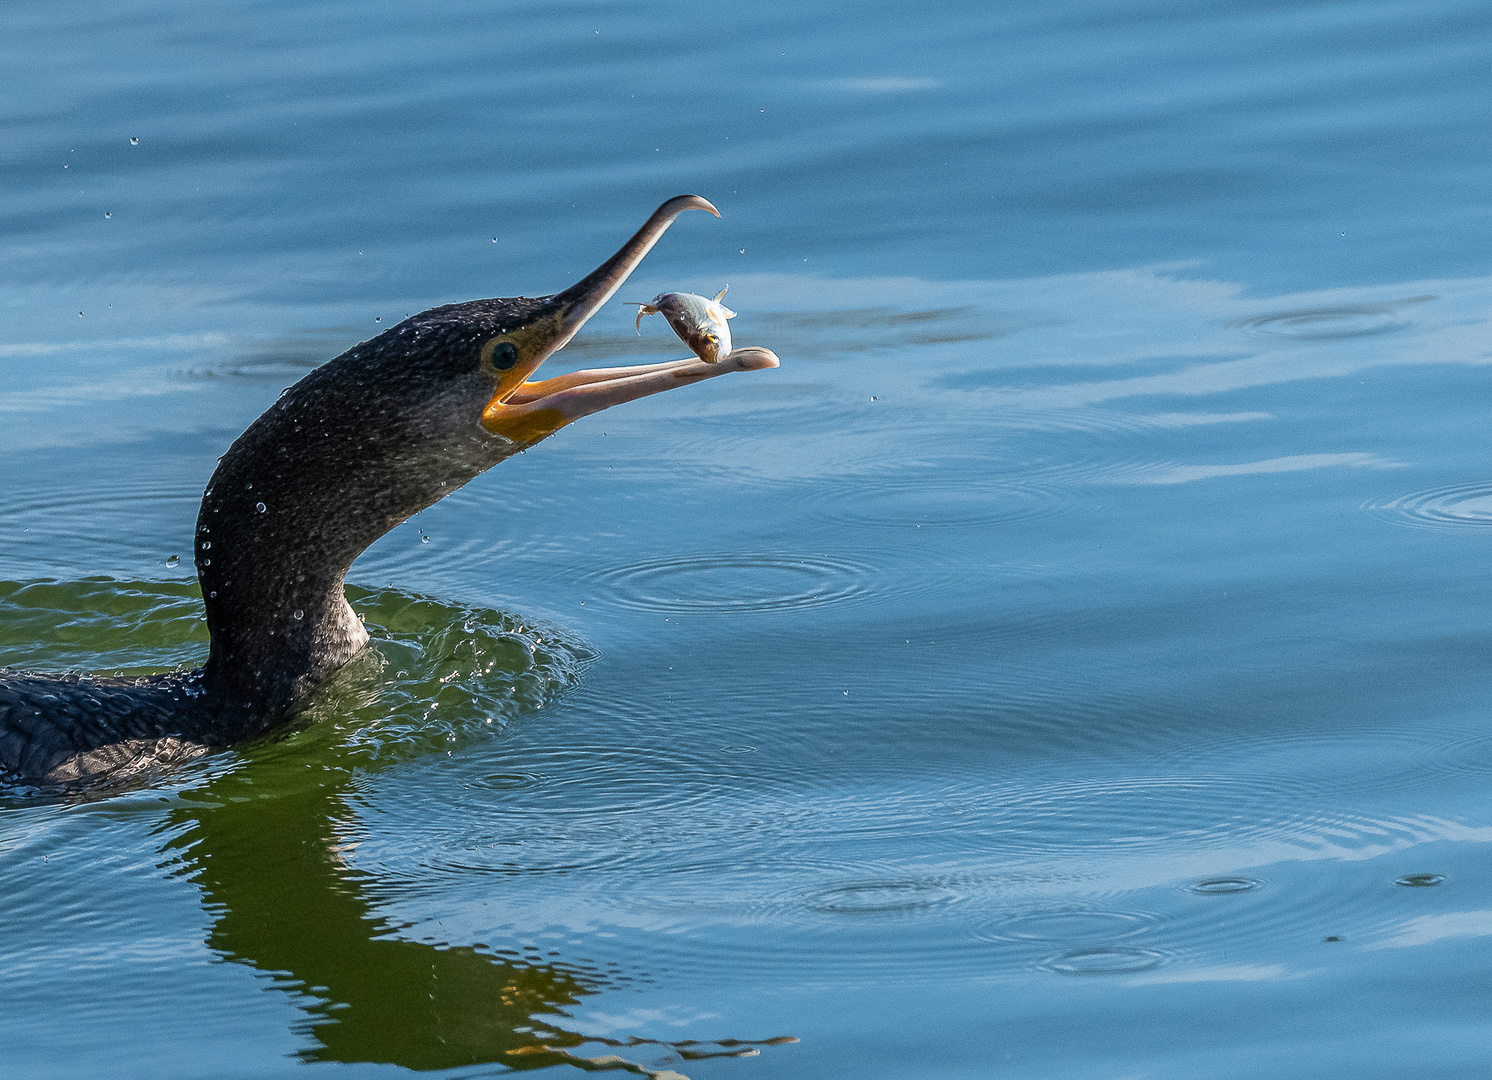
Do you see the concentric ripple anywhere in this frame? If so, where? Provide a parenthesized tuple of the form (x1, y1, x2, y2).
(1364, 483, 1492, 529)
(1040, 947, 1167, 975)
(809, 477, 1069, 529)
(983, 907, 1158, 943)
(585, 552, 878, 614)
(1231, 299, 1428, 339)
(805, 879, 962, 915)
(1190, 878, 1262, 895)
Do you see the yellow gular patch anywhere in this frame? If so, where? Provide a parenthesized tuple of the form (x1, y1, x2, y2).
(481, 406, 569, 446)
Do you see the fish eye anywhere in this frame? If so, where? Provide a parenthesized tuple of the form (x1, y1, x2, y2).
(485, 340, 519, 370)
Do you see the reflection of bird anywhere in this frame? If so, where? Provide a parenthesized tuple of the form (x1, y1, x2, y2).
(168, 629, 793, 1076)
(0, 196, 779, 785)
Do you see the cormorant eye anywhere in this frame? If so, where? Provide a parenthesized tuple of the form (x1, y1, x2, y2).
(489, 341, 519, 370)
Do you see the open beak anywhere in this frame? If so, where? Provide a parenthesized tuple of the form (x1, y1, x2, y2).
(481, 196, 721, 409)
(549, 194, 720, 349)
(479, 195, 778, 447)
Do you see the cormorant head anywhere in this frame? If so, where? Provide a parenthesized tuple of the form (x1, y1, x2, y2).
(204, 195, 776, 600)
(197, 195, 777, 720)
(474, 194, 723, 410)
(296, 194, 773, 467)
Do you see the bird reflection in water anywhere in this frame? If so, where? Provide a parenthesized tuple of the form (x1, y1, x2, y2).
(159, 624, 796, 1077)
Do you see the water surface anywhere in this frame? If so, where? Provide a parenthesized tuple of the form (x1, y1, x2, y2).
(5, 1, 1492, 1077)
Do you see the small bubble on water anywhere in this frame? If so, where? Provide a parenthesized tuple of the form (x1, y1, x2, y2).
(165, 554, 180, 568)
(201, 540, 211, 549)
(293, 609, 304, 620)
(1395, 873, 1446, 887)
(420, 533, 431, 544)
(130, 137, 139, 145)
(255, 502, 267, 513)
(209, 590, 217, 598)
(201, 558, 210, 566)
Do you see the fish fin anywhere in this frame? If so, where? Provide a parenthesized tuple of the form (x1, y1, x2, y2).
(714, 285, 729, 302)
(632, 304, 660, 333)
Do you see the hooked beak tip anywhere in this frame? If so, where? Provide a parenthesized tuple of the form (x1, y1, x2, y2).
(660, 194, 720, 219)
(549, 194, 725, 344)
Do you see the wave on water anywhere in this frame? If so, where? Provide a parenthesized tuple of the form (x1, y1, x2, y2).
(0, 578, 595, 796)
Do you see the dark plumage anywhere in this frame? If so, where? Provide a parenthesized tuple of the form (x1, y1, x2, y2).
(1, 196, 778, 785)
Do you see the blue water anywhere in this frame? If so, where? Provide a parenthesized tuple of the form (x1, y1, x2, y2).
(6, 0, 1492, 1076)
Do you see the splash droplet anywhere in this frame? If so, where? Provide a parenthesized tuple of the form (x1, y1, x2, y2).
(420, 533, 431, 544)
(104, 212, 112, 219)
(200, 541, 211, 550)
(165, 554, 180, 568)
(129, 137, 139, 146)
(1395, 873, 1445, 888)
(374, 316, 381, 323)
(255, 501, 267, 513)
(293, 609, 304, 620)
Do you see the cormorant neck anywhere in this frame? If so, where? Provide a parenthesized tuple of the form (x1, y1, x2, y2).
(194, 356, 502, 734)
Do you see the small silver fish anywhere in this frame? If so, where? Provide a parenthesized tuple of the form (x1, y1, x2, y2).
(628, 286, 737, 364)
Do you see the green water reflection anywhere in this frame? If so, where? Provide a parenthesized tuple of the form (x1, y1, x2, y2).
(13, 581, 782, 1076)
(171, 755, 601, 1072)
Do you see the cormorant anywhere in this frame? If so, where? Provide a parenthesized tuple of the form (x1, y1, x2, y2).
(0, 195, 777, 785)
